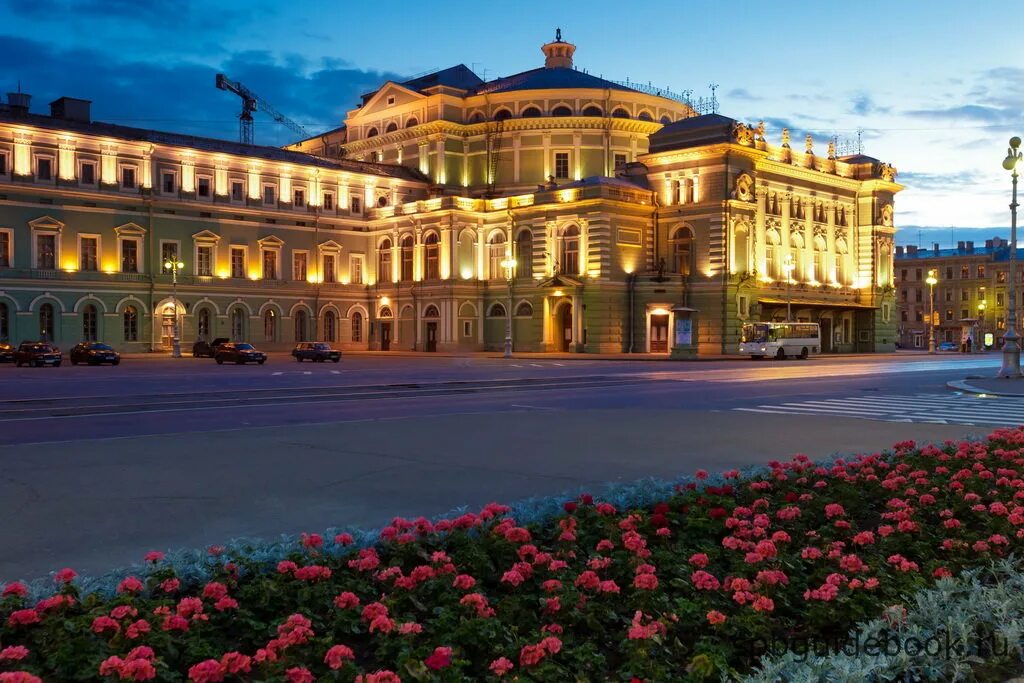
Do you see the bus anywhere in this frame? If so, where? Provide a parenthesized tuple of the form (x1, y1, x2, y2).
(740, 322, 821, 360)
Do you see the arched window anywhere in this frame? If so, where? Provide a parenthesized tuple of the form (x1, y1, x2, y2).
(40, 303, 55, 341)
(400, 235, 414, 281)
(405, 117, 418, 128)
(611, 108, 630, 119)
(351, 311, 362, 342)
(582, 105, 603, 117)
(515, 301, 534, 317)
(836, 238, 849, 285)
(637, 111, 653, 121)
(469, 112, 485, 123)
(423, 305, 440, 318)
(814, 236, 827, 283)
(378, 238, 392, 283)
(520, 106, 541, 118)
(879, 245, 892, 286)
(515, 230, 533, 279)
(82, 304, 98, 342)
(766, 229, 781, 280)
(379, 306, 393, 318)
(560, 225, 579, 275)
(263, 309, 276, 342)
(323, 311, 337, 342)
(733, 225, 750, 274)
(0, 302, 8, 341)
(790, 233, 804, 281)
(366, 127, 379, 138)
(294, 309, 308, 342)
(123, 306, 138, 342)
(488, 302, 507, 318)
(230, 308, 245, 342)
(385, 122, 398, 133)
(424, 233, 439, 280)
(493, 109, 512, 121)
(488, 232, 506, 279)
(671, 227, 693, 277)
(551, 105, 572, 116)
(198, 308, 211, 340)
(660, 115, 672, 124)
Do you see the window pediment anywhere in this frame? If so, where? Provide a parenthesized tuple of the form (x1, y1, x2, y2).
(114, 222, 147, 236)
(192, 230, 221, 243)
(318, 240, 343, 252)
(258, 235, 285, 248)
(28, 216, 64, 232)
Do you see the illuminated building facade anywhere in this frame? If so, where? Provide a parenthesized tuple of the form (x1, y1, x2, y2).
(0, 33, 901, 354)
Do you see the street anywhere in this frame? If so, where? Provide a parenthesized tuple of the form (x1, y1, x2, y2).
(0, 352, 1014, 580)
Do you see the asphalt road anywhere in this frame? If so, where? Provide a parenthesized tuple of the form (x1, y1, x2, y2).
(0, 352, 1012, 580)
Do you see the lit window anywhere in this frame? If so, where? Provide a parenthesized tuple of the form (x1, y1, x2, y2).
(554, 152, 570, 179)
(36, 157, 52, 181)
(262, 250, 278, 280)
(350, 255, 363, 284)
(293, 252, 307, 281)
(120, 239, 139, 273)
(231, 181, 244, 201)
(36, 234, 56, 269)
(121, 167, 136, 189)
(162, 172, 176, 194)
(80, 162, 96, 185)
(230, 247, 246, 278)
(322, 254, 336, 283)
(196, 245, 213, 277)
(80, 237, 98, 271)
(197, 176, 211, 197)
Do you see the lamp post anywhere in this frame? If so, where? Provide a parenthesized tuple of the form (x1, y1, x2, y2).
(999, 136, 1022, 377)
(926, 269, 937, 354)
(978, 300, 987, 353)
(163, 258, 185, 358)
(782, 254, 796, 322)
(501, 257, 517, 358)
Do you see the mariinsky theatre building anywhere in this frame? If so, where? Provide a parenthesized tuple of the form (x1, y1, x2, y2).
(0, 33, 902, 355)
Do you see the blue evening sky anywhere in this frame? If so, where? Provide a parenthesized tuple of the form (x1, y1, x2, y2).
(2, 0, 1022, 243)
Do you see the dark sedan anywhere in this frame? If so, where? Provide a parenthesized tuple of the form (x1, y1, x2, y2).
(70, 342, 121, 366)
(292, 342, 341, 363)
(214, 343, 267, 365)
(0, 342, 14, 363)
(15, 342, 62, 367)
(193, 337, 229, 358)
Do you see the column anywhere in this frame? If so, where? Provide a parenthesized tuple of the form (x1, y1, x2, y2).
(475, 225, 485, 280)
(390, 231, 400, 284)
(440, 225, 452, 280)
(755, 186, 767, 276)
(418, 141, 429, 176)
(780, 191, 792, 275)
(513, 133, 521, 183)
(826, 201, 836, 283)
(578, 219, 589, 277)
(573, 294, 584, 350)
(414, 225, 424, 281)
(435, 136, 446, 184)
(804, 203, 814, 282)
(546, 221, 557, 275)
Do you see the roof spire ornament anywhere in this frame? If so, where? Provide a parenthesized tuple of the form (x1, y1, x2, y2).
(542, 30, 575, 69)
(556, 27, 562, 42)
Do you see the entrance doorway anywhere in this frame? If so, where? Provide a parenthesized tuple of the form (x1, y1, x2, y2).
(380, 322, 392, 351)
(557, 303, 573, 352)
(425, 322, 437, 352)
(820, 317, 833, 353)
(650, 314, 669, 353)
(161, 308, 175, 350)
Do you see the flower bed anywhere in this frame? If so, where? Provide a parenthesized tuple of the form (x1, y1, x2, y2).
(3, 428, 1024, 682)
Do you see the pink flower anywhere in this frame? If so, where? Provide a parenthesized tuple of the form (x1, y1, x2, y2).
(125, 619, 151, 639)
(220, 652, 252, 675)
(501, 569, 526, 586)
(490, 657, 515, 676)
(7, 609, 40, 627)
(355, 672, 401, 683)
(202, 582, 228, 600)
(54, 568, 77, 583)
(117, 576, 144, 594)
(325, 645, 354, 670)
(187, 659, 225, 683)
(688, 552, 710, 568)
(213, 596, 238, 612)
(398, 621, 423, 634)
(0, 646, 29, 662)
(334, 591, 360, 609)
(519, 644, 547, 667)
(159, 578, 180, 594)
(452, 574, 476, 590)
(294, 565, 332, 581)
(633, 573, 658, 590)
(285, 667, 314, 683)
(335, 532, 354, 546)
(706, 610, 727, 625)
(424, 646, 453, 670)
(277, 560, 298, 574)
(1, 582, 28, 598)
(0, 673, 43, 683)
(143, 551, 165, 563)
(824, 503, 845, 519)
(752, 595, 775, 612)
(300, 532, 323, 548)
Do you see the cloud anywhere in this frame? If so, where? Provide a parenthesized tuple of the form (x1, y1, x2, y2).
(905, 67, 1024, 126)
(726, 88, 762, 102)
(898, 170, 984, 191)
(905, 104, 1014, 124)
(849, 93, 890, 116)
(0, 34, 401, 146)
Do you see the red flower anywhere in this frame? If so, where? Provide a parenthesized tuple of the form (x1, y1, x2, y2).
(334, 591, 360, 609)
(325, 645, 354, 670)
(220, 652, 252, 675)
(490, 657, 514, 676)
(355, 672, 401, 683)
(7, 609, 40, 627)
(0, 646, 29, 662)
(1, 582, 28, 598)
(187, 659, 225, 683)
(160, 578, 180, 594)
(633, 573, 658, 590)
(143, 551, 165, 563)
(117, 577, 144, 594)
(285, 667, 314, 683)
(300, 532, 323, 548)
(334, 532, 354, 546)
(706, 610, 727, 625)
(54, 568, 77, 584)
(452, 574, 476, 590)
(424, 646, 452, 670)
(0, 673, 43, 683)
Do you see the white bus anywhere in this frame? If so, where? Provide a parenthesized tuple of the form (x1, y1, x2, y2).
(740, 322, 821, 360)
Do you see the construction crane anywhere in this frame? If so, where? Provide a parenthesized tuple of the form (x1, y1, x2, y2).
(215, 73, 310, 146)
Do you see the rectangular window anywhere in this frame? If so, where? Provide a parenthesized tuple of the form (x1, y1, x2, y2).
(293, 251, 308, 282)
(915, 268, 922, 280)
(196, 245, 213, 277)
(900, 289, 907, 302)
(263, 185, 276, 205)
(998, 292, 1005, 306)
(999, 271, 1007, 283)
(262, 250, 278, 280)
(36, 234, 56, 269)
(80, 161, 96, 185)
(120, 239, 139, 273)
(350, 196, 361, 214)
(0, 231, 8, 267)
(946, 266, 953, 280)
(322, 254, 336, 283)
(915, 289, 922, 303)
(739, 295, 748, 317)
(161, 242, 179, 272)
(80, 236, 98, 271)
(197, 176, 211, 197)
(961, 265, 969, 279)
(977, 265, 985, 278)
(614, 153, 627, 168)
(962, 309, 969, 319)
(946, 309, 953, 321)
(914, 310, 923, 322)
(962, 290, 969, 301)
(36, 157, 52, 180)
(231, 180, 244, 201)
(294, 188, 306, 207)
(230, 247, 246, 278)
(945, 290, 952, 302)
(0, 152, 6, 175)
(121, 166, 136, 189)
(554, 152, 570, 179)
(162, 172, 176, 194)
(350, 255, 363, 285)
(322, 192, 334, 211)
(463, 320, 472, 337)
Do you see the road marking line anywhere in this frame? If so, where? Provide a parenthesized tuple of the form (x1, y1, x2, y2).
(331, 370, 341, 374)
(530, 363, 544, 367)
(272, 372, 283, 376)
(303, 371, 312, 375)
(553, 363, 565, 366)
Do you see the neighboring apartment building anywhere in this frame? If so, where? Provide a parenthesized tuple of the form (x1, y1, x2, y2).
(895, 238, 1020, 349)
(0, 32, 901, 355)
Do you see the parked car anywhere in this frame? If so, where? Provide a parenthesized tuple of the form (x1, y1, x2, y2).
(0, 342, 14, 363)
(937, 341, 958, 352)
(192, 337, 229, 358)
(15, 342, 62, 367)
(215, 343, 267, 365)
(292, 342, 341, 363)
(70, 342, 121, 366)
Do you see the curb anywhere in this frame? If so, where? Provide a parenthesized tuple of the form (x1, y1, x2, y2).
(946, 379, 1024, 397)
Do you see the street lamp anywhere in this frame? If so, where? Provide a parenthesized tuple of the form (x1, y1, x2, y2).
(926, 269, 937, 354)
(999, 136, 1022, 377)
(501, 257, 517, 358)
(782, 254, 796, 322)
(163, 258, 185, 358)
(978, 300, 987, 353)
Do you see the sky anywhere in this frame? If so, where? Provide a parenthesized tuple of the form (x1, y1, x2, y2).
(2, 0, 1023, 244)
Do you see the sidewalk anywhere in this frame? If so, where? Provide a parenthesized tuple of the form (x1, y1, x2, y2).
(948, 377, 1024, 397)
